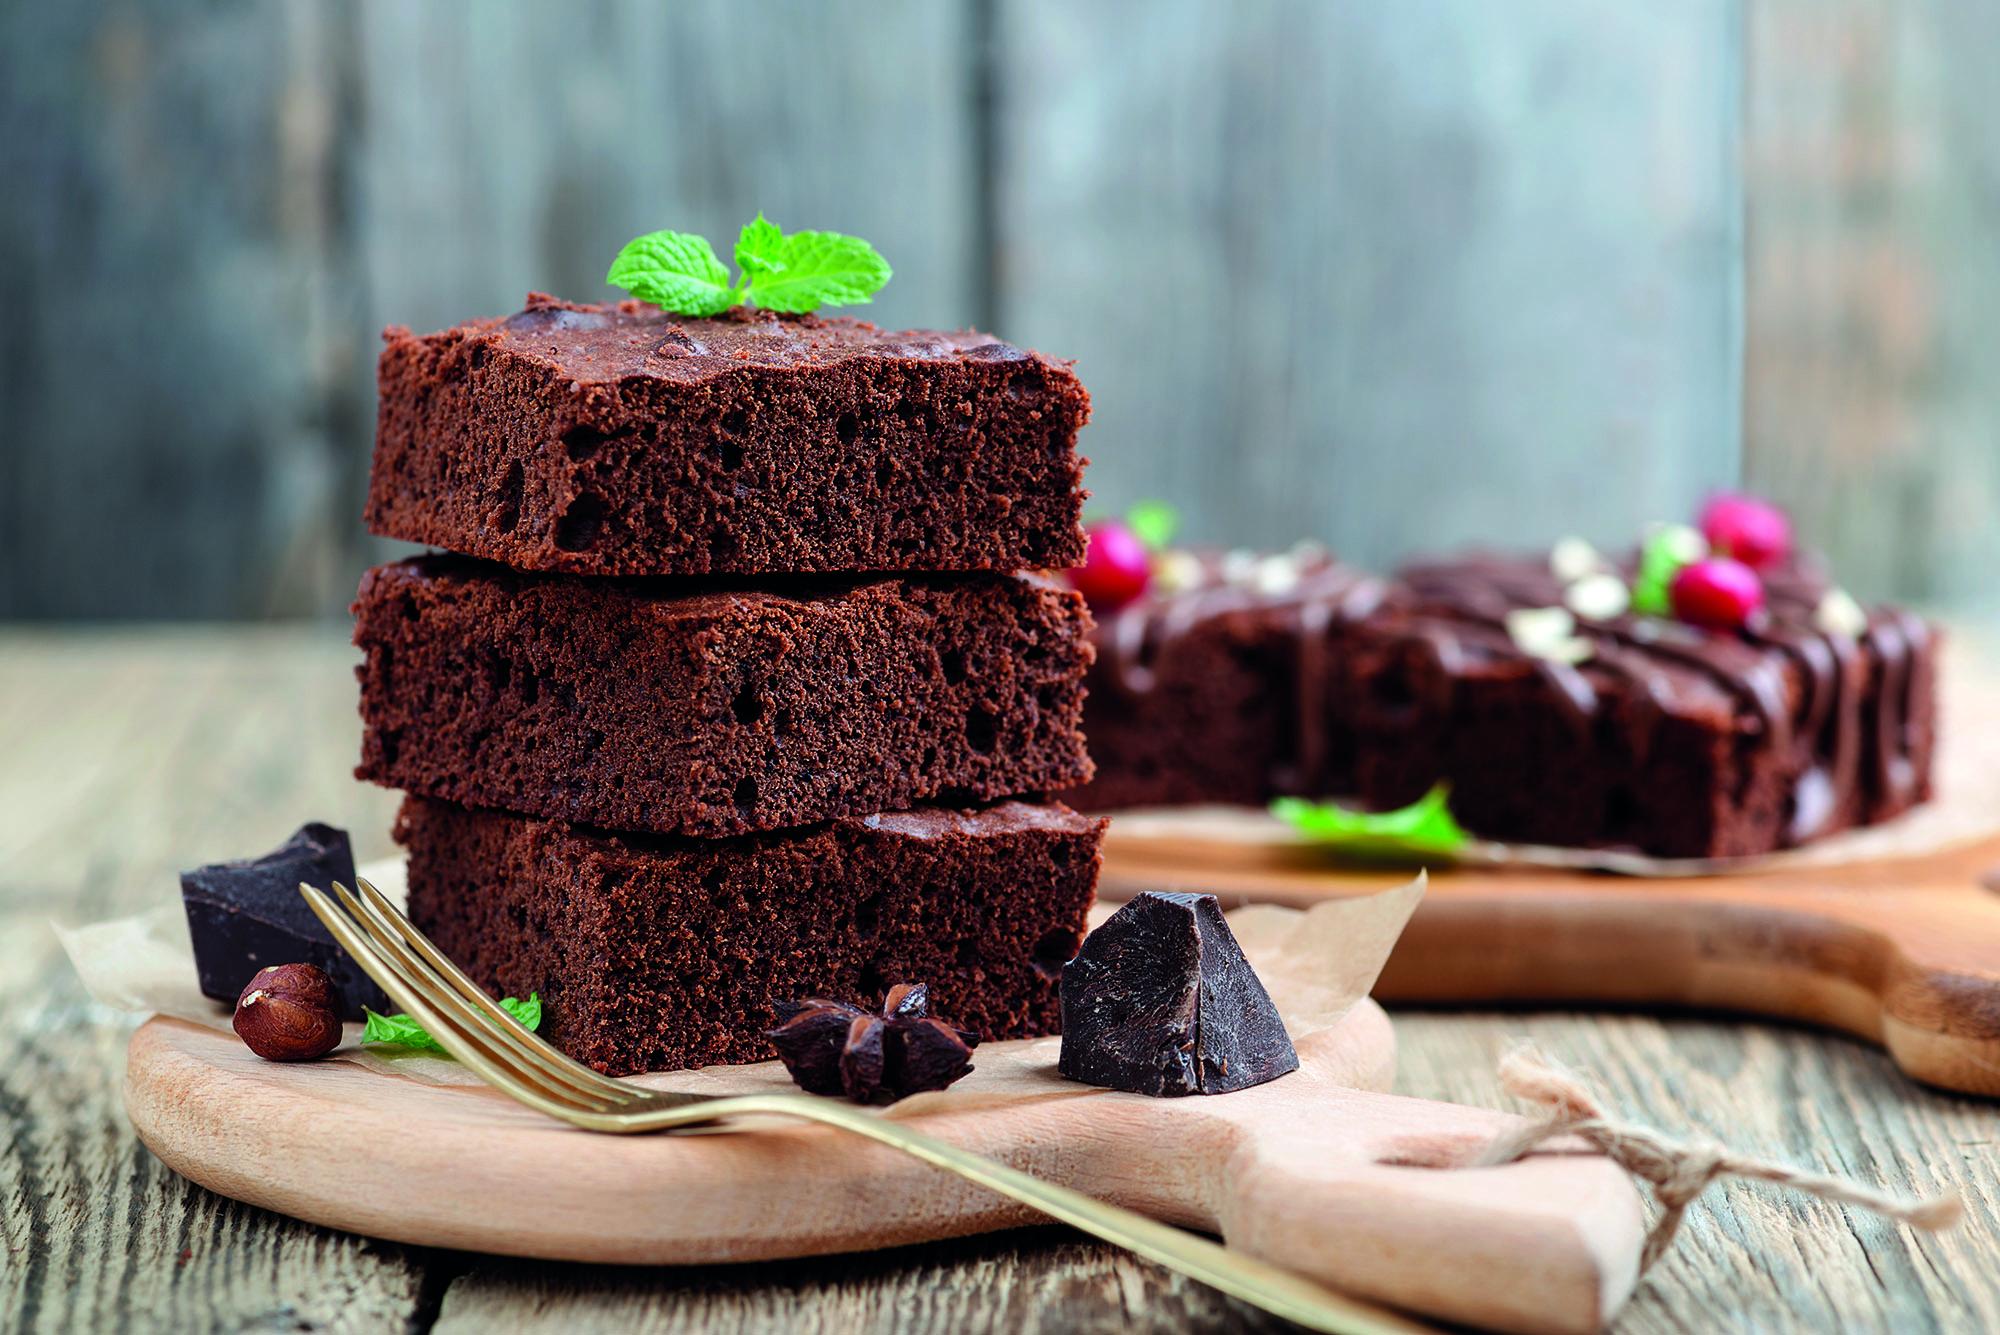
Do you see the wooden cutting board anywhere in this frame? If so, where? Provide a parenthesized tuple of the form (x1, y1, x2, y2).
(1099, 827, 2000, 1097)
(126, 1000, 1644, 1335)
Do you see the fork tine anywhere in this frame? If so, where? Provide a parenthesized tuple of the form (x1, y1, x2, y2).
(324, 882, 625, 1112)
(302, 885, 621, 1121)
(350, 876, 640, 1105)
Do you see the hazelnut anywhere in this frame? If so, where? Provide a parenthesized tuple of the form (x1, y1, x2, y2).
(233, 963, 343, 1061)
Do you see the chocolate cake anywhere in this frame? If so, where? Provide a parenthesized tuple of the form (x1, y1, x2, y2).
(399, 795, 1105, 1075)
(1079, 548, 1384, 811)
(354, 556, 1093, 837)
(1076, 546, 1937, 860)
(367, 295, 1091, 576)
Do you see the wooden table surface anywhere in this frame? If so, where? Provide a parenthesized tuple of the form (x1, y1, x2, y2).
(3, 628, 1995, 1334)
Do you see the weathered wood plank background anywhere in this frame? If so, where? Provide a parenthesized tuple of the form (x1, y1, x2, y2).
(1, 0, 1993, 619)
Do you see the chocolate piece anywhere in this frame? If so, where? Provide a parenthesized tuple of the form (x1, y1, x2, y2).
(180, 824, 388, 1020)
(400, 796, 1103, 1075)
(366, 296, 1090, 577)
(1072, 546, 1939, 859)
(352, 556, 1094, 838)
(767, 983, 978, 1104)
(1058, 891, 1298, 1097)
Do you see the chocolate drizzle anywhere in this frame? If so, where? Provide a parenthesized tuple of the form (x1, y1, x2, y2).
(1090, 545, 1934, 853)
(1393, 552, 1931, 846)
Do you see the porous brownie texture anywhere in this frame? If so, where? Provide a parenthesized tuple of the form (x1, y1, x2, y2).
(399, 796, 1105, 1075)
(1075, 549, 1939, 860)
(367, 295, 1091, 576)
(354, 557, 1094, 837)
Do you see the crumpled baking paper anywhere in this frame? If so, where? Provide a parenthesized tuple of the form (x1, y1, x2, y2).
(56, 857, 1423, 1095)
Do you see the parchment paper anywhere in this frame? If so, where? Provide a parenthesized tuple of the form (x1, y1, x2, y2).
(56, 858, 1424, 1097)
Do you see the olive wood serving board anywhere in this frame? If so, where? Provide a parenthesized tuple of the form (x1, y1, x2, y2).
(1099, 827, 2000, 1097)
(125, 1000, 1644, 1335)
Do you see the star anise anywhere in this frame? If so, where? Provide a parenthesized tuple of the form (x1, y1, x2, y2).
(766, 982, 979, 1104)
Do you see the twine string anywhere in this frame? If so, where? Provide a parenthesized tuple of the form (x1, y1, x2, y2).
(1473, 1042, 1963, 1271)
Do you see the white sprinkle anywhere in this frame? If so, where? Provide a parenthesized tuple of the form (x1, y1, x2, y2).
(1550, 536, 1609, 583)
(1152, 549, 1206, 594)
(1253, 555, 1301, 597)
(1220, 549, 1259, 584)
(1816, 587, 1870, 638)
(1565, 572, 1631, 621)
(1506, 606, 1595, 665)
(1646, 522, 1709, 566)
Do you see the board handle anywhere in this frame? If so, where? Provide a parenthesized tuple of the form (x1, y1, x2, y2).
(1212, 1087, 1644, 1335)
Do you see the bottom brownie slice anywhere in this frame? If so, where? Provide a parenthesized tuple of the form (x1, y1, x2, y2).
(398, 796, 1104, 1075)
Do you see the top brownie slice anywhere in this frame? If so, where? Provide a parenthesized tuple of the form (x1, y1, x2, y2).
(366, 294, 1091, 576)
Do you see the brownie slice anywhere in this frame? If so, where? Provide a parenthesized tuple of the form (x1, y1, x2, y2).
(367, 294, 1091, 576)
(399, 796, 1105, 1075)
(354, 557, 1094, 838)
(1076, 547, 1385, 810)
(1340, 555, 1939, 858)
(1074, 547, 1939, 859)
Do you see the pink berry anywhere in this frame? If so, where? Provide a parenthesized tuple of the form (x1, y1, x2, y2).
(1670, 557, 1765, 631)
(1070, 521, 1151, 611)
(1699, 493, 1792, 569)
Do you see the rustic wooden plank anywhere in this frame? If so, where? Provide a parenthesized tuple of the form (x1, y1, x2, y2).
(1394, 1014, 2000, 1334)
(0, 630, 426, 1330)
(0, 908, 436, 1332)
(995, 0, 1744, 574)
(6, 628, 1998, 1333)
(427, 1233, 1296, 1334)
(1741, 0, 2000, 610)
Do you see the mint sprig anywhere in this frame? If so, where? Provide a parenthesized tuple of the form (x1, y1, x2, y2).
(607, 215, 891, 316)
(363, 992, 542, 1052)
(1125, 500, 1181, 552)
(1631, 523, 1707, 617)
(1271, 786, 1469, 862)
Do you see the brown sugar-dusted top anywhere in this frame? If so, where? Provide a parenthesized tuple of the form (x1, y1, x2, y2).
(366, 294, 1091, 577)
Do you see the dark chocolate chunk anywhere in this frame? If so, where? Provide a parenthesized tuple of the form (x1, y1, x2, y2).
(1058, 891, 1298, 1097)
(180, 823, 387, 1020)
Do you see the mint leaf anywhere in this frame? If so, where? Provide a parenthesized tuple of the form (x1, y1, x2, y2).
(609, 219, 892, 315)
(1271, 786, 1469, 862)
(1126, 500, 1180, 552)
(606, 231, 737, 316)
(363, 993, 542, 1053)
(743, 228, 892, 314)
(1631, 523, 1707, 617)
(735, 213, 786, 280)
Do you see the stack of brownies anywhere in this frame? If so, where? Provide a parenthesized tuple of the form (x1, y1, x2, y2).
(351, 294, 1105, 1074)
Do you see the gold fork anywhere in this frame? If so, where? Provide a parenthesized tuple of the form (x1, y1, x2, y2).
(300, 878, 1430, 1335)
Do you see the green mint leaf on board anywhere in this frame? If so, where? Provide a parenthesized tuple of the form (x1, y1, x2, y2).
(363, 993, 542, 1052)
(735, 213, 787, 279)
(608, 217, 892, 316)
(1125, 500, 1181, 552)
(1271, 786, 1469, 862)
(606, 231, 738, 317)
(743, 228, 892, 314)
